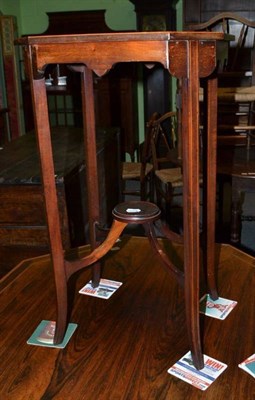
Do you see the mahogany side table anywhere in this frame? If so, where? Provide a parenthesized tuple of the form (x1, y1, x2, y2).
(17, 31, 224, 370)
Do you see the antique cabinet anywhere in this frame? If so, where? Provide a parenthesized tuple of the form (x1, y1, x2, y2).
(0, 127, 120, 250)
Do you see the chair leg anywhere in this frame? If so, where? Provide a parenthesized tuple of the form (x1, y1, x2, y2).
(231, 186, 242, 244)
(149, 173, 154, 203)
(91, 262, 101, 288)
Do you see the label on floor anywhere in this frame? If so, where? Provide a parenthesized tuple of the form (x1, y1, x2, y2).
(79, 278, 123, 299)
(199, 294, 237, 320)
(168, 351, 227, 390)
(239, 353, 255, 379)
(27, 320, 77, 348)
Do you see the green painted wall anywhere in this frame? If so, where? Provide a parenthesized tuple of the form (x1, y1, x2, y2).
(0, 0, 136, 36)
(0, 1, 183, 39)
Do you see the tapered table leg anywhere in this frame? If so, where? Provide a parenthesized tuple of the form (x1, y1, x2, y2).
(181, 40, 203, 369)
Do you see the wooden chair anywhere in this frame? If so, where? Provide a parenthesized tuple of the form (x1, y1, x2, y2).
(121, 117, 154, 201)
(188, 12, 255, 146)
(190, 13, 255, 246)
(149, 111, 184, 224)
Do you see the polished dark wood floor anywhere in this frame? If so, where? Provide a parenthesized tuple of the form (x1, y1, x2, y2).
(0, 236, 254, 399)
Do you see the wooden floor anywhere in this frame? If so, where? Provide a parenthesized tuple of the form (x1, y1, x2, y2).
(0, 236, 254, 399)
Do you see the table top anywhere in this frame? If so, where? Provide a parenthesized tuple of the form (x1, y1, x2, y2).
(17, 31, 226, 79)
(18, 31, 226, 45)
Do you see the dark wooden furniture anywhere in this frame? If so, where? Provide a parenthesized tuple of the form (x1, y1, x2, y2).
(121, 115, 154, 201)
(149, 111, 184, 224)
(217, 146, 255, 246)
(183, 0, 255, 29)
(17, 30, 224, 370)
(0, 107, 9, 145)
(186, 12, 255, 146)
(1, 237, 254, 398)
(182, 1, 255, 108)
(184, 5, 255, 249)
(0, 127, 120, 251)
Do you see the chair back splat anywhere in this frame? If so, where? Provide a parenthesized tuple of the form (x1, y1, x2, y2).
(188, 12, 255, 146)
(150, 111, 184, 227)
(121, 115, 154, 201)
